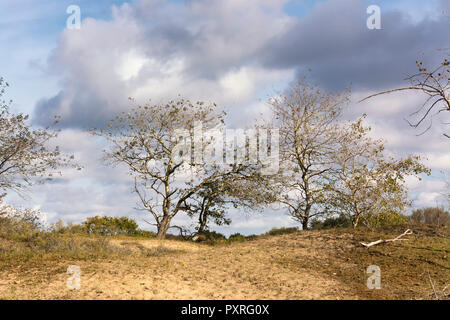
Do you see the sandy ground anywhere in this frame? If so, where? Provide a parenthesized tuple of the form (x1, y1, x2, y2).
(0, 233, 359, 299)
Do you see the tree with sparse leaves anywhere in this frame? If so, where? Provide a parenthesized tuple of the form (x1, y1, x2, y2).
(0, 77, 80, 200)
(181, 174, 274, 234)
(266, 79, 350, 230)
(92, 98, 267, 239)
(326, 117, 430, 228)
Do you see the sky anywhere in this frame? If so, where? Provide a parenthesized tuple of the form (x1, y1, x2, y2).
(0, 0, 449, 235)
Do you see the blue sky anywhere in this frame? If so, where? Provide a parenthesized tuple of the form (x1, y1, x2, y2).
(1, 0, 449, 235)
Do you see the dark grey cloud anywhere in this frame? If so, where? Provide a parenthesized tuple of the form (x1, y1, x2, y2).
(260, 0, 450, 91)
(34, 90, 124, 129)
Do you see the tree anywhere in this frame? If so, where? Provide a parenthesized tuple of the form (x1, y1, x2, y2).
(181, 174, 273, 234)
(410, 207, 450, 226)
(360, 55, 450, 138)
(326, 118, 430, 228)
(0, 77, 80, 200)
(266, 79, 350, 230)
(93, 98, 266, 239)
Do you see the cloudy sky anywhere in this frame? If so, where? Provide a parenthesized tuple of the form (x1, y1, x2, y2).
(1, 0, 449, 235)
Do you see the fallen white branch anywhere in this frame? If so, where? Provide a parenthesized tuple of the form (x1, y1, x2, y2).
(427, 271, 439, 300)
(360, 229, 413, 247)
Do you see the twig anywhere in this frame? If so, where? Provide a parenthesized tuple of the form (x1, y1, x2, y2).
(427, 271, 439, 300)
(360, 229, 413, 247)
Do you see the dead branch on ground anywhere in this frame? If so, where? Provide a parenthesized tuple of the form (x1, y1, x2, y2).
(360, 229, 413, 247)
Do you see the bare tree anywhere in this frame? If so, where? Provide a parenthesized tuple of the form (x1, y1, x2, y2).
(411, 207, 450, 226)
(267, 79, 350, 230)
(360, 56, 450, 138)
(93, 98, 266, 239)
(0, 77, 80, 200)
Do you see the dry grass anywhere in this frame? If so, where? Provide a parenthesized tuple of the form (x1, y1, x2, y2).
(0, 224, 448, 300)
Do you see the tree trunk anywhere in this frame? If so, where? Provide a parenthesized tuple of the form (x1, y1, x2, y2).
(197, 214, 207, 234)
(352, 216, 360, 228)
(156, 216, 171, 239)
(302, 218, 309, 230)
(302, 203, 311, 230)
(196, 198, 210, 234)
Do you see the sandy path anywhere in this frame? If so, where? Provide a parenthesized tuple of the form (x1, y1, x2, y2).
(0, 235, 358, 299)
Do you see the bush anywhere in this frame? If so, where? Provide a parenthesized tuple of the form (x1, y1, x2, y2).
(0, 212, 130, 262)
(50, 217, 155, 238)
(83, 216, 140, 236)
(228, 233, 247, 242)
(199, 230, 227, 241)
(133, 229, 156, 238)
(0, 215, 40, 242)
(0, 204, 44, 241)
(264, 227, 299, 236)
(364, 211, 409, 228)
(311, 215, 351, 230)
(50, 219, 86, 234)
(227, 233, 258, 243)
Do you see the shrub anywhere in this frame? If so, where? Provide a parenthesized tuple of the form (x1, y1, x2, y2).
(133, 229, 156, 238)
(228, 233, 247, 243)
(364, 211, 409, 228)
(0, 213, 131, 262)
(83, 216, 140, 236)
(199, 230, 227, 241)
(245, 234, 258, 241)
(311, 215, 351, 230)
(0, 204, 44, 241)
(264, 227, 299, 236)
(50, 219, 87, 234)
(50, 217, 155, 238)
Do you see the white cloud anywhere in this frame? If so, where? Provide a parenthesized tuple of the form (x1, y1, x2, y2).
(116, 49, 149, 81)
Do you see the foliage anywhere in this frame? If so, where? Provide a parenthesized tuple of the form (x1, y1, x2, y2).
(198, 230, 227, 241)
(183, 176, 272, 234)
(0, 215, 128, 264)
(310, 215, 351, 230)
(50, 215, 155, 237)
(228, 233, 247, 242)
(50, 219, 86, 234)
(363, 211, 409, 228)
(227, 233, 258, 243)
(263, 227, 299, 236)
(0, 201, 45, 230)
(82, 216, 141, 236)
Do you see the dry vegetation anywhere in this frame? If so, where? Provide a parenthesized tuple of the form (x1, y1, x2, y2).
(0, 223, 448, 300)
